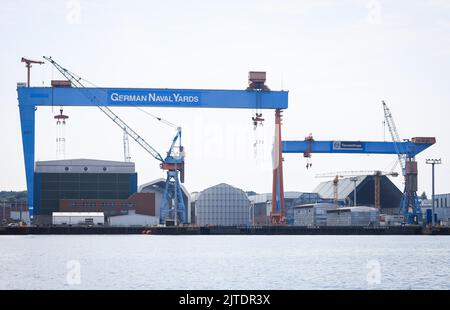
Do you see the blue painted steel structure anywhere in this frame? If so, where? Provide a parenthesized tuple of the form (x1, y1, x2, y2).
(158, 128, 186, 223)
(282, 140, 433, 157)
(17, 86, 288, 221)
(18, 87, 288, 109)
(282, 139, 435, 222)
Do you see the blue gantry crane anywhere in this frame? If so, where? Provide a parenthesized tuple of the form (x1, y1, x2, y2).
(279, 136, 436, 223)
(17, 61, 288, 222)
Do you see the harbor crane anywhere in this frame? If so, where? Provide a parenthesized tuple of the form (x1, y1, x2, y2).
(17, 60, 287, 222)
(316, 170, 399, 209)
(43, 57, 186, 224)
(382, 101, 428, 224)
(281, 136, 435, 223)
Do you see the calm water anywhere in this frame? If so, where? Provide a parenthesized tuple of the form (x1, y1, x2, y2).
(0, 235, 449, 290)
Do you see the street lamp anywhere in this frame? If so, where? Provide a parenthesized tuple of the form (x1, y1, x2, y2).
(426, 158, 442, 226)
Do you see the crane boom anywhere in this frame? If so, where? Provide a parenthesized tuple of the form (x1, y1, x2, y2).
(382, 101, 406, 173)
(123, 129, 131, 162)
(43, 56, 164, 163)
(98, 105, 164, 162)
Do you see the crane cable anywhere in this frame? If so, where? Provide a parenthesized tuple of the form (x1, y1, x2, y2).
(49, 62, 179, 129)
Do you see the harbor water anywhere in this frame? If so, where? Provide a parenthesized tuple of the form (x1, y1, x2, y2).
(0, 235, 449, 290)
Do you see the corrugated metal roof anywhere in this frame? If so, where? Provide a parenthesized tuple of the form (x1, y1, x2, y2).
(293, 203, 336, 209)
(248, 193, 272, 204)
(327, 206, 378, 213)
(313, 176, 367, 200)
(35, 159, 135, 173)
(247, 192, 305, 204)
(285, 191, 304, 199)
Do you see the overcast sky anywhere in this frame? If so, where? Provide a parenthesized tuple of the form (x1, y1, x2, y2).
(1, 0, 449, 196)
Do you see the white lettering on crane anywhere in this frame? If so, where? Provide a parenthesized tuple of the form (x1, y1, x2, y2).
(110, 92, 199, 103)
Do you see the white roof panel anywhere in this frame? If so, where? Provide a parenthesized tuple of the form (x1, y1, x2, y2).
(52, 212, 104, 217)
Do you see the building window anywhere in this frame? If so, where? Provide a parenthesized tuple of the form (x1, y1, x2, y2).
(84, 167, 88, 171)
(65, 167, 69, 171)
(103, 167, 107, 171)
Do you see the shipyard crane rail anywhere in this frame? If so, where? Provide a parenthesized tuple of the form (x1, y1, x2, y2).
(43, 56, 185, 224)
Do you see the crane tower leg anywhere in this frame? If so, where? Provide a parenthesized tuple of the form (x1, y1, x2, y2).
(271, 109, 285, 224)
(161, 170, 186, 225)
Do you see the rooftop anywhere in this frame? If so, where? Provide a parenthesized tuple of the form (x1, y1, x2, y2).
(35, 159, 135, 174)
(327, 206, 379, 213)
(52, 212, 105, 217)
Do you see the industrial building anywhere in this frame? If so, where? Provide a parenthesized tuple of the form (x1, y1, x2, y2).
(195, 183, 250, 226)
(59, 192, 155, 216)
(59, 192, 156, 226)
(380, 214, 405, 226)
(16, 59, 437, 227)
(34, 159, 137, 225)
(108, 210, 158, 227)
(248, 193, 271, 225)
(433, 193, 450, 225)
(0, 202, 29, 224)
(326, 207, 380, 227)
(293, 203, 336, 226)
(139, 178, 191, 223)
(248, 192, 322, 225)
(52, 212, 105, 226)
(287, 192, 323, 224)
(314, 175, 402, 215)
(190, 192, 200, 225)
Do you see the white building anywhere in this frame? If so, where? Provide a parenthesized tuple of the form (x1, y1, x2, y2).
(326, 207, 380, 227)
(293, 203, 336, 226)
(139, 178, 191, 223)
(434, 193, 450, 224)
(108, 210, 159, 227)
(52, 212, 104, 225)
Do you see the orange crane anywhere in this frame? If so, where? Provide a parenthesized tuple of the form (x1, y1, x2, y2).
(316, 170, 399, 209)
